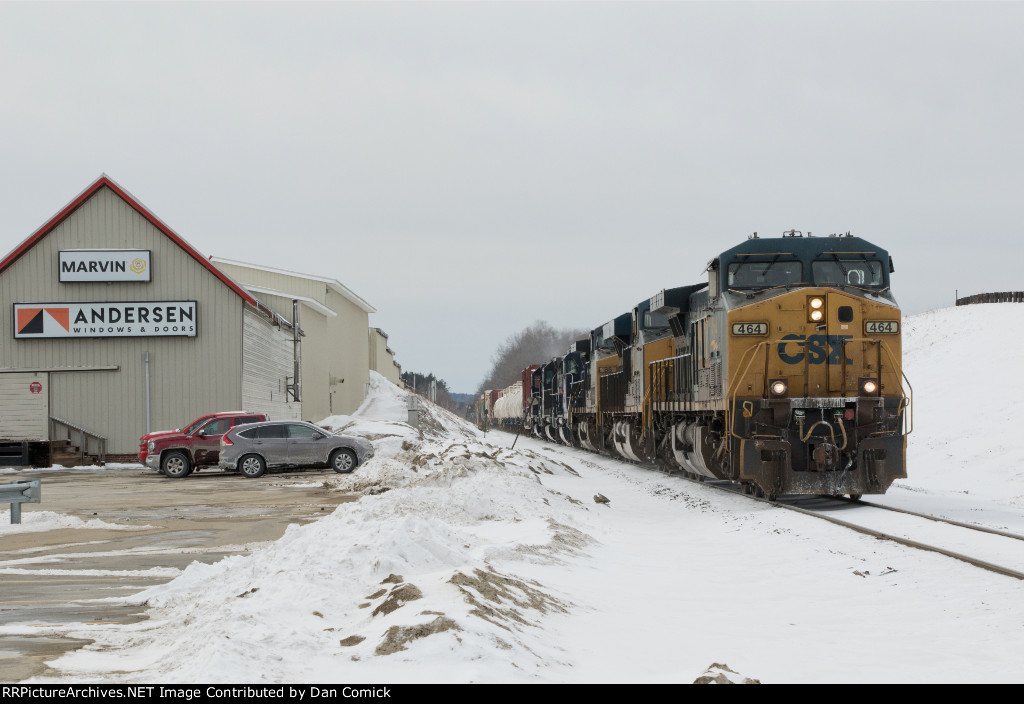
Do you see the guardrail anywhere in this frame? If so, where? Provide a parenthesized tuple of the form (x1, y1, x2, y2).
(956, 291, 1024, 306)
(1, 480, 41, 524)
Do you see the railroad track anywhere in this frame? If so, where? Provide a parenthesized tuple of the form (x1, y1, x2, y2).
(746, 491, 1024, 581)
(511, 434, 1024, 582)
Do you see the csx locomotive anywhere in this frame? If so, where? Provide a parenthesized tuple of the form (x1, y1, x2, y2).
(482, 231, 910, 499)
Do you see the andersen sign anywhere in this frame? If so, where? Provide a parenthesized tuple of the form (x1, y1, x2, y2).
(59, 250, 151, 282)
(14, 302, 197, 339)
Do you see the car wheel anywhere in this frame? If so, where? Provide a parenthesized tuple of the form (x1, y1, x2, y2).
(329, 448, 357, 474)
(239, 454, 266, 479)
(161, 451, 192, 479)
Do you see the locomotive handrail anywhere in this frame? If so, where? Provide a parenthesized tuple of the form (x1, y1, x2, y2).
(726, 341, 771, 441)
(642, 358, 673, 438)
(879, 339, 913, 436)
(838, 337, 913, 436)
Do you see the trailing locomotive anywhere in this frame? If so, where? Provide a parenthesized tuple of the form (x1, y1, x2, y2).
(481, 231, 910, 499)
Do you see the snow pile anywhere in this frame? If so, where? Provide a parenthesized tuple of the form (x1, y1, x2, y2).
(318, 371, 483, 463)
(901, 303, 1024, 504)
(40, 373, 593, 683)
(0, 510, 146, 534)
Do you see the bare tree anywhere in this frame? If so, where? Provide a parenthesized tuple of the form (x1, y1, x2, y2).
(477, 320, 588, 393)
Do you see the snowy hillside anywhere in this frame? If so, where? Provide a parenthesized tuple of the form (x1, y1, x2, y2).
(27, 310, 1024, 684)
(900, 303, 1024, 504)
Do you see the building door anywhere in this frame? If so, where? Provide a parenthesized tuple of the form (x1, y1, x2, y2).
(0, 372, 49, 441)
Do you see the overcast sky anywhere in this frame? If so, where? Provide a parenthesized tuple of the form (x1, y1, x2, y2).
(2, 2, 1022, 393)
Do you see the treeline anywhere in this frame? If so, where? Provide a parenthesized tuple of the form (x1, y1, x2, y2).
(400, 370, 458, 413)
(477, 320, 588, 394)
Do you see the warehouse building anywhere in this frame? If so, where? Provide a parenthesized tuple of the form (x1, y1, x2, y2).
(0, 176, 342, 460)
(369, 327, 403, 386)
(210, 258, 377, 421)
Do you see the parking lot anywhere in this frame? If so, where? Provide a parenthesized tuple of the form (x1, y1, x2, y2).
(0, 465, 356, 682)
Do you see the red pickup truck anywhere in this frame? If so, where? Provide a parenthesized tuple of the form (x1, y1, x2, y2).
(139, 411, 267, 478)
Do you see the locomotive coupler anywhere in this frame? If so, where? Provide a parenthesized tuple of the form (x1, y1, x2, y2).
(812, 442, 839, 470)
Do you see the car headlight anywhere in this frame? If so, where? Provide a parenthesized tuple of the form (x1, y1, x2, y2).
(148, 441, 155, 451)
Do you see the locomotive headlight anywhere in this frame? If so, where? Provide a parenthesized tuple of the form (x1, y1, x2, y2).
(808, 296, 825, 322)
(859, 378, 879, 396)
(769, 379, 788, 397)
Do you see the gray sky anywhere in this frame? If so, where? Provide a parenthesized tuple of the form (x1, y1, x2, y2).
(2, 2, 1022, 393)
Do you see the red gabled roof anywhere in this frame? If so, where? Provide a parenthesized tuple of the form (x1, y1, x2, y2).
(0, 174, 256, 305)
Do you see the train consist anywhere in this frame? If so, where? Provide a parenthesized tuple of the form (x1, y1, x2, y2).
(478, 231, 910, 499)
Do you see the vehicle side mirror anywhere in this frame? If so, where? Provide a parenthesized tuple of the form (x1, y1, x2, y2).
(197, 430, 206, 437)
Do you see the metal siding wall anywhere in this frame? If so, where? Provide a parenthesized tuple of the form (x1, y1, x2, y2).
(215, 264, 371, 420)
(327, 289, 370, 416)
(0, 187, 244, 453)
(372, 329, 380, 374)
(241, 307, 301, 420)
(384, 355, 402, 386)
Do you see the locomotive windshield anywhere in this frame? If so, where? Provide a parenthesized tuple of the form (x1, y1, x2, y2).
(726, 259, 803, 290)
(811, 258, 885, 288)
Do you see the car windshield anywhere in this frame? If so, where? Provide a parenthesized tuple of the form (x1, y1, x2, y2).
(182, 418, 207, 435)
(727, 259, 803, 290)
(811, 258, 885, 288)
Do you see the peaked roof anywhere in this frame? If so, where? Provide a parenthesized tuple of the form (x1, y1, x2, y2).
(0, 174, 257, 305)
(210, 256, 376, 314)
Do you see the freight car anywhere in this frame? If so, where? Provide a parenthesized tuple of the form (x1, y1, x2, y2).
(506, 231, 910, 499)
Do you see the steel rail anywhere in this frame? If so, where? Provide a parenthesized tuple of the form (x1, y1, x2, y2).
(759, 495, 1024, 581)
(502, 432, 1024, 581)
(834, 497, 1024, 543)
(689, 478, 1024, 581)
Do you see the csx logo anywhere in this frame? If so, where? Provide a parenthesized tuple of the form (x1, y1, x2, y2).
(777, 334, 853, 365)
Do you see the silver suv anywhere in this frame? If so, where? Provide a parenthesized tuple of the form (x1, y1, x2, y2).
(219, 420, 374, 479)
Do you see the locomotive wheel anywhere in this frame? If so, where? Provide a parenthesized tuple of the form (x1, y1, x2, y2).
(848, 494, 863, 501)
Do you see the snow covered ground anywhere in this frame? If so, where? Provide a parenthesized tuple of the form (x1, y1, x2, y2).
(18, 305, 1024, 683)
(0, 510, 148, 534)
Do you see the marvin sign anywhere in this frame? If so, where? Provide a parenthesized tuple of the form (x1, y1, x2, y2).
(14, 302, 197, 338)
(59, 250, 151, 282)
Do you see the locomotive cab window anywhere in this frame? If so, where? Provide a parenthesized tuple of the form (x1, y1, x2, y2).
(643, 310, 669, 330)
(812, 259, 885, 288)
(726, 259, 803, 290)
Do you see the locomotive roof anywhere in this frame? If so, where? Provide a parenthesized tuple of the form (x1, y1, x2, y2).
(718, 235, 890, 264)
(592, 312, 631, 338)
